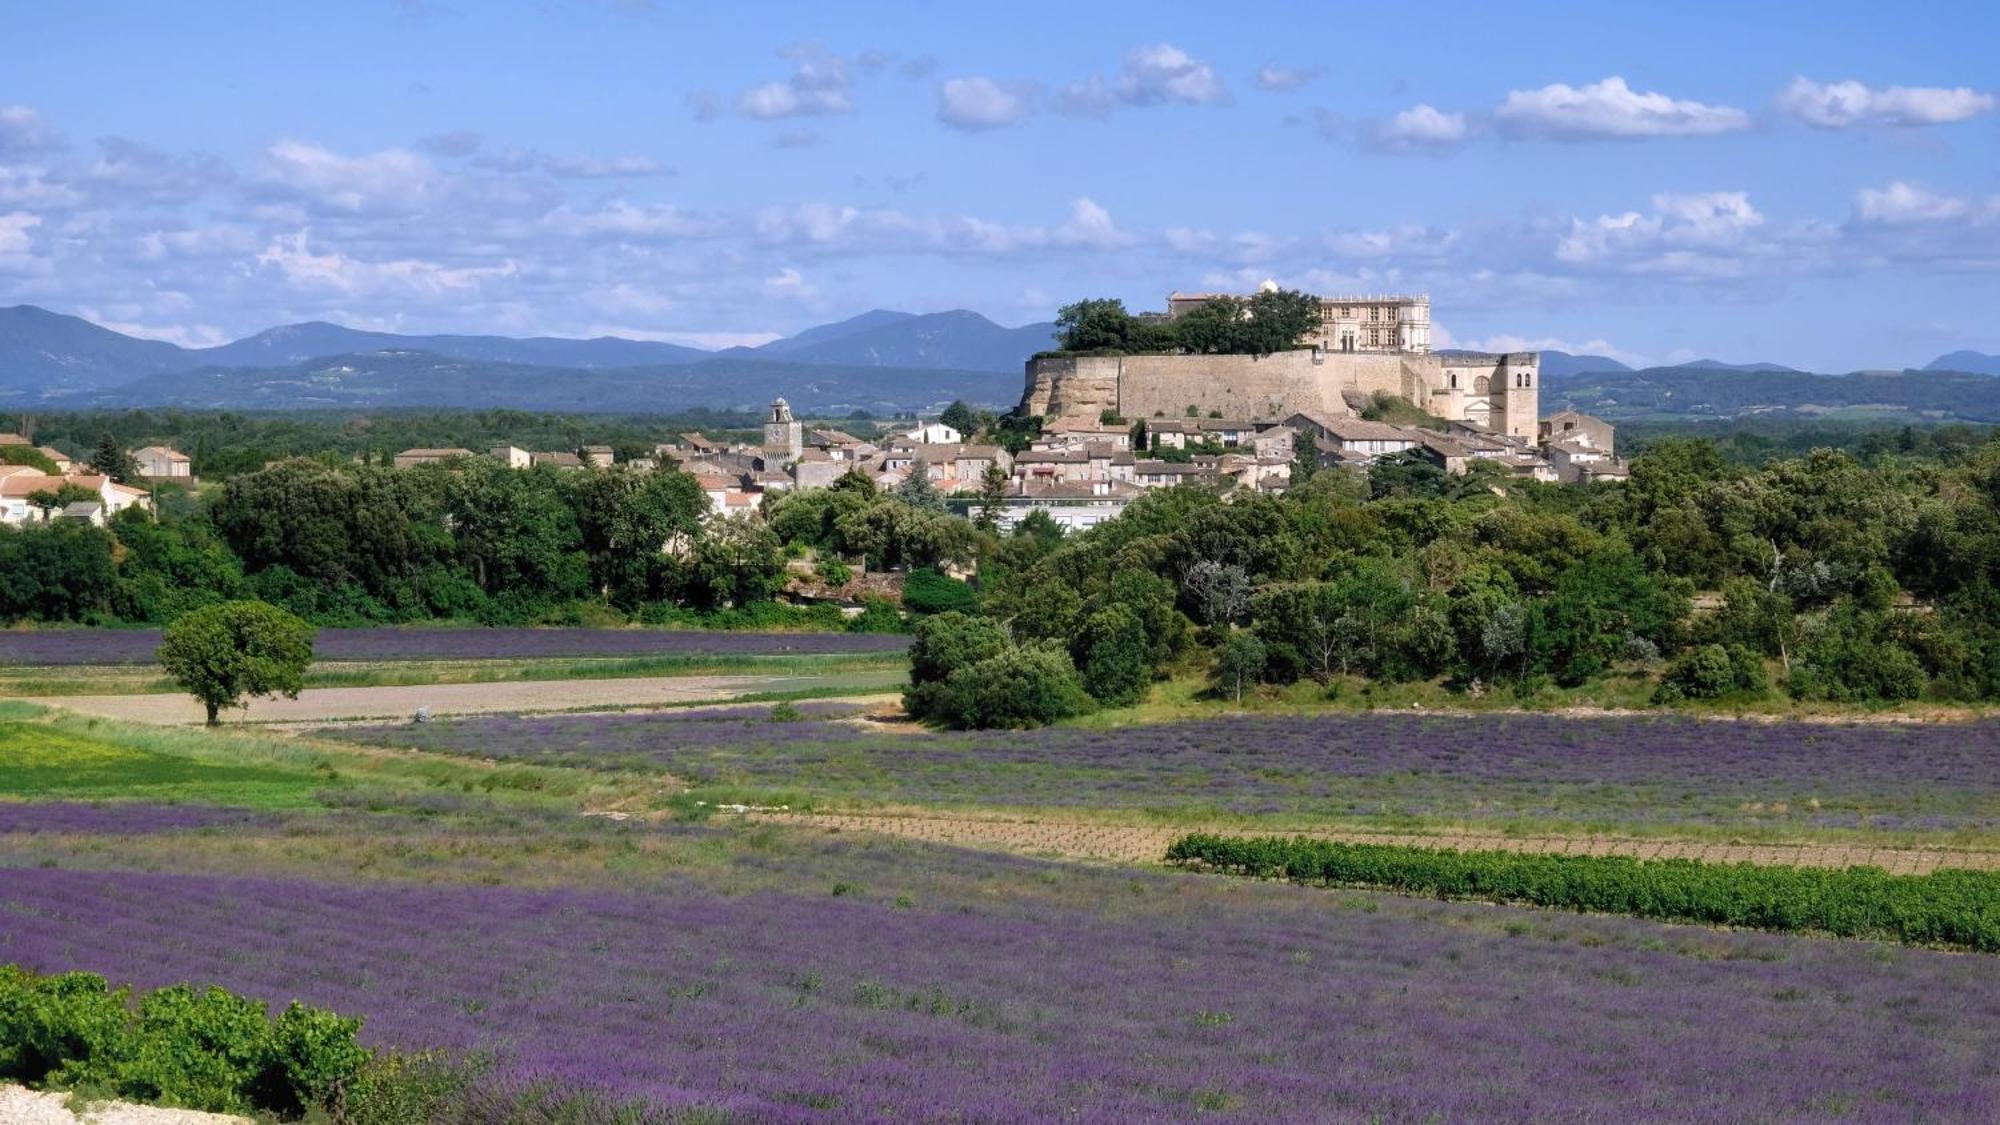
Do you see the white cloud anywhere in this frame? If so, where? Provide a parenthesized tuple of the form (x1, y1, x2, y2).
(542, 154, 670, 178)
(1495, 77, 1750, 139)
(0, 211, 42, 269)
(737, 44, 855, 119)
(545, 201, 710, 240)
(261, 140, 439, 213)
(762, 266, 815, 298)
(1779, 77, 1995, 127)
(1371, 104, 1469, 152)
(0, 105, 59, 155)
(1254, 62, 1323, 92)
(750, 196, 1129, 256)
(937, 77, 1032, 131)
(1853, 181, 1981, 225)
(256, 229, 515, 295)
(1056, 44, 1227, 115)
(1435, 325, 1645, 367)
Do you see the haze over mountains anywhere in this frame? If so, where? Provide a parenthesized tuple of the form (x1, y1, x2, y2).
(1, 303, 1996, 417)
(0, 305, 1058, 413)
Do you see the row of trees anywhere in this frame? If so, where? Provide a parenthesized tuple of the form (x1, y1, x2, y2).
(1049, 290, 1324, 357)
(0, 459, 856, 627)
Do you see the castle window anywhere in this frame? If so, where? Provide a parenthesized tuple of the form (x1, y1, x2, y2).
(1473, 376, 1491, 395)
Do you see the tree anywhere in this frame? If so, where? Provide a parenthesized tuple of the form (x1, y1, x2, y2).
(974, 463, 1009, 533)
(897, 462, 946, 512)
(1075, 603, 1149, 706)
(904, 611, 1012, 719)
(939, 400, 980, 438)
(1054, 298, 1135, 352)
(88, 434, 139, 484)
(157, 601, 316, 725)
(1180, 559, 1251, 631)
(1290, 429, 1318, 485)
(1212, 632, 1267, 703)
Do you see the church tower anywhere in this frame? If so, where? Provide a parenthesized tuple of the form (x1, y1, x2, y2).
(763, 397, 802, 463)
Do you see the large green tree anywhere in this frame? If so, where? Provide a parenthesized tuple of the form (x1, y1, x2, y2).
(157, 600, 316, 725)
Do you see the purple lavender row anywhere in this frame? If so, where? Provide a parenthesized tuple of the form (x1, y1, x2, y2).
(0, 627, 909, 666)
(0, 863, 1992, 1122)
(0, 803, 269, 834)
(327, 711, 2000, 830)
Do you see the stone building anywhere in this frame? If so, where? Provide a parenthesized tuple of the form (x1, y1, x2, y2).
(763, 397, 803, 464)
(1167, 287, 1431, 354)
(1022, 289, 1536, 440)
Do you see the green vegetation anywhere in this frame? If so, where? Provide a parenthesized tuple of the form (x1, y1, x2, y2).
(17, 407, 768, 480)
(0, 966, 370, 1118)
(158, 601, 316, 724)
(0, 718, 314, 805)
(1166, 834, 2000, 950)
(1047, 289, 1323, 357)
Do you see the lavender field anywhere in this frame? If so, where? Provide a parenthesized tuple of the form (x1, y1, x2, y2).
(1, 822, 1994, 1122)
(0, 627, 908, 666)
(327, 710, 2000, 834)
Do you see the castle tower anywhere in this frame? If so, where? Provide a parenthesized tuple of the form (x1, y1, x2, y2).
(763, 397, 802, 463)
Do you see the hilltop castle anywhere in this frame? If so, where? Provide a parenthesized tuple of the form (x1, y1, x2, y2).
(1021, 287, 1538, 439)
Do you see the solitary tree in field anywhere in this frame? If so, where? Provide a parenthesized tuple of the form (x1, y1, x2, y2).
(158, 601, 316, 725)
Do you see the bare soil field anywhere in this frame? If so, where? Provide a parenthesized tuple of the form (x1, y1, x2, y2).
(751, 811, 2000, 874)
(27, 674, 819, 726)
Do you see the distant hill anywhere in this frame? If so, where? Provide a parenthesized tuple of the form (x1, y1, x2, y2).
(70, 350, 1019, 414)
(0, 304, 1055, 404)
(1538, 350, 1634, 377)
(0, 305, 194, 391)
(1924, 350, 2000, 376)
(738, 309, 1056, 372)
(1546, 365, 2000, 423)
(192, 323, 710, 370)
(1679, 358, 1806, 374)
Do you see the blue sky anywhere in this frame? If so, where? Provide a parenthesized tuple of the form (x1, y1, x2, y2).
(1, 0, 1996, 368)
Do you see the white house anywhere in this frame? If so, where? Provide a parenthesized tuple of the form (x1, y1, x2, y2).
(132, 445, 193, 479)
(902, 420, 963, 445)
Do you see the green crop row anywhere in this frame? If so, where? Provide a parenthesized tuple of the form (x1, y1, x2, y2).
(1164, 834, 2000, 951)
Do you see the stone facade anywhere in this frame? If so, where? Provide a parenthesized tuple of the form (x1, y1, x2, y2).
(763, 398, 803, 463)
(1022, 347, 1539, 440)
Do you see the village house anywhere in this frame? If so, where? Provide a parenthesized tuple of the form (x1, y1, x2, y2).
(1285, 413, 1419, 463)
(1034, 418, 1133, 452)
(0, 470, 151, 526)
(995, 478, 1143, 533)
(132, 446, 193, 479)
(882, 443, 1013, 492)
(1539, 411, 1616, 454)
(902, 420, 963, 445)
(393, 448, 476, 469)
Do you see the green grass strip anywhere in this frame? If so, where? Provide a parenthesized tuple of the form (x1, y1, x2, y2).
(1165, 833, 2000, 951)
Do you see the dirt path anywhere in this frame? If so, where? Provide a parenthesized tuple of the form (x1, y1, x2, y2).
(27, 674, 815, 726)
(751, 812, 2000, 874)
(0, 1085, 244, 1124)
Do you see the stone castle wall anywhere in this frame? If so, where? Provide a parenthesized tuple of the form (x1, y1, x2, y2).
(1021, 349, 1539, 436)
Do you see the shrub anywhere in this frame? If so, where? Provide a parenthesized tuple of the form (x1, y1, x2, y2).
(0, 967, 372, 1116)
(1165, 835, 2000, 951)
(1211, 632, 1267, 702)
(903, 611, 1011, 719)
(933, 644, 1094, 729)
(1655, 643, 1768, 703)
(844, 597, 907, 634)
(814, 557, 853, 588)
(901, 567, 978, 616)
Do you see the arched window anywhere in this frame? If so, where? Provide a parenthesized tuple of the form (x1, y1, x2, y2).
(1473, 375, 1490, 395)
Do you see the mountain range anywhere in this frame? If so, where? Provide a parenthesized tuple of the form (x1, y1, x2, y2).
(0, 304, 1058, 411)
(3, 303, 1997, 416)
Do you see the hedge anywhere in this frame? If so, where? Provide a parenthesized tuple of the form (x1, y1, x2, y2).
(1164, 834, 2000, 951)
(0, 966, 371, 1117)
